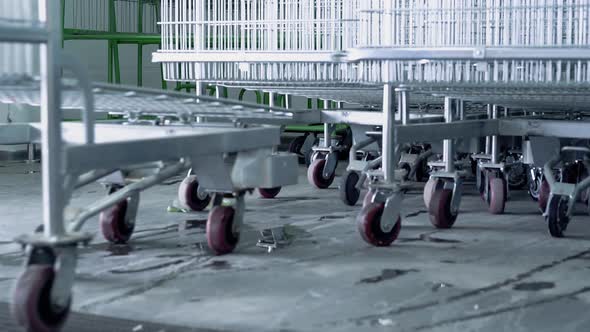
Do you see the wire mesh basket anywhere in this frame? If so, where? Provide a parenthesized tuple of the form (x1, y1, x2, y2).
(352, 0, 590, 87)
(154, 0, 368, 97)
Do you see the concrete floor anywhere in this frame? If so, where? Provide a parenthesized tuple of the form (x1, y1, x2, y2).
(1, 161, 590, 332)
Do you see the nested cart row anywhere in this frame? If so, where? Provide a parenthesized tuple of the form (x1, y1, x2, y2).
(153, 0, 590, 244)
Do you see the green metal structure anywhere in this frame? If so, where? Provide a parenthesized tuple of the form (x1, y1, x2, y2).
(61, 0, 165, 88)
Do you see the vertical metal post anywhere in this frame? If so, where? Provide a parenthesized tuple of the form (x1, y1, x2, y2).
(396, 87, 409, 126)
(268, 91, 275, 107)
(27, 143, 35, 163)
(383, 84, 396, 183)
(136, 0, 144, 86)
(491, 105, 499, 164)
(323, 100, 331, 148)
(195, 81, 204, 123)
(458, 100, 465, 121)
(444, 97, 455, 172)
(485, 104, 492, 154)
(40, 0, 66, 237)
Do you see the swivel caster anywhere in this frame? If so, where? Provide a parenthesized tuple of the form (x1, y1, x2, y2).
(538, 179, 550, 213)
(206, 194, 244, 255)
(357, 202, 401, 247)
(428, 186, 458, 229)
(12, 248, 71, 332)
(308, 159, 335, 189)
(258, 187, 282, 199)
(339, 171, 361, 206)
(178, 175, 211, 211)
(99, 187, 138, 244)
(487, 177, 506, 215)
(546, 195, 570, 238)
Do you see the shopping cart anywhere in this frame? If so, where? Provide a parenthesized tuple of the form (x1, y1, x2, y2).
(342, 0, 590, 245)
(152, 0, 447, 196)
(0, 1, 302, 330)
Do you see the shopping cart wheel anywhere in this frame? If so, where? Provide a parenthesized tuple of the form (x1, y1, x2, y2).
(178, 175, 211, 211)
(362, 189, 376, 208)
(288, 135, 307, 165)
(258, 187, 282, 199)
(207, 206, 239, 255)
(428, 187, 458, 229)
(339, 171, 360, 206)
(100, 198, 135, 244)
(423, 177, 441, 209)
(538, 179, 551, 213)
(546, 195, 570, 238)
(488, 177, 506, 215)
(357, 202, 401, 247)
(12, 264, 70, 332)
(307, 159, 335, 189)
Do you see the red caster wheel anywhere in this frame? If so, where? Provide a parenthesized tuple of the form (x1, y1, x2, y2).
(357, 202, 401, 247)
(488, 177, 506, 215)
(99, 198, 134, 244)
(12, 264, 71, 332)
(258, 187, 282, 199)
(206, 206, 239, 255)
(538, 179, 550, 213)
(362, 189, 376, 207)
(423, 177, 440, 209)
(307, 159, 335, 189)
(339, 171, 361, 206)
(546, 195, 570, 238)
(178, 175, 211, 211)
(428, 188, 458, 229)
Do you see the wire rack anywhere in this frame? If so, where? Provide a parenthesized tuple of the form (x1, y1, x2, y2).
(0, 75, 319, 124)
(348, 0, 590, 111)
(153, 0, 386, 105)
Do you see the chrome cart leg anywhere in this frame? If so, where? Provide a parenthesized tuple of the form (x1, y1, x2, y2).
(480, 105, 508, 215)
(544, 147, 590, 238)
(357, 84, 403, 247)
(427, 97, 463, 229)
(12, 4, 91, 331)
(308, 100, 339, 189)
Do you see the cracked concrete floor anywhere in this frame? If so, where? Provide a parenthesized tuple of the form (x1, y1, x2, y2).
(1, 161, 590, 332)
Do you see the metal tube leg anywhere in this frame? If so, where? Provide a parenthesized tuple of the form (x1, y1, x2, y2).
(485, 104, 492, 154)
(383, 84, 396, 183)
(269, 91, 275, 108)
(323, 99, 332, 148)
(458, 100, 465, 121)
(41, 0, 65, 239)
(443, 97, 455, 173)
(195, 81, 204, 123)
(491, 105, 499, 164)
(27, 143, 35, 163)
(396, 87, 409, 126)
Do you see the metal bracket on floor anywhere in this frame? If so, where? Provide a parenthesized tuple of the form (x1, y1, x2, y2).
(256, 228, 288, 253)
